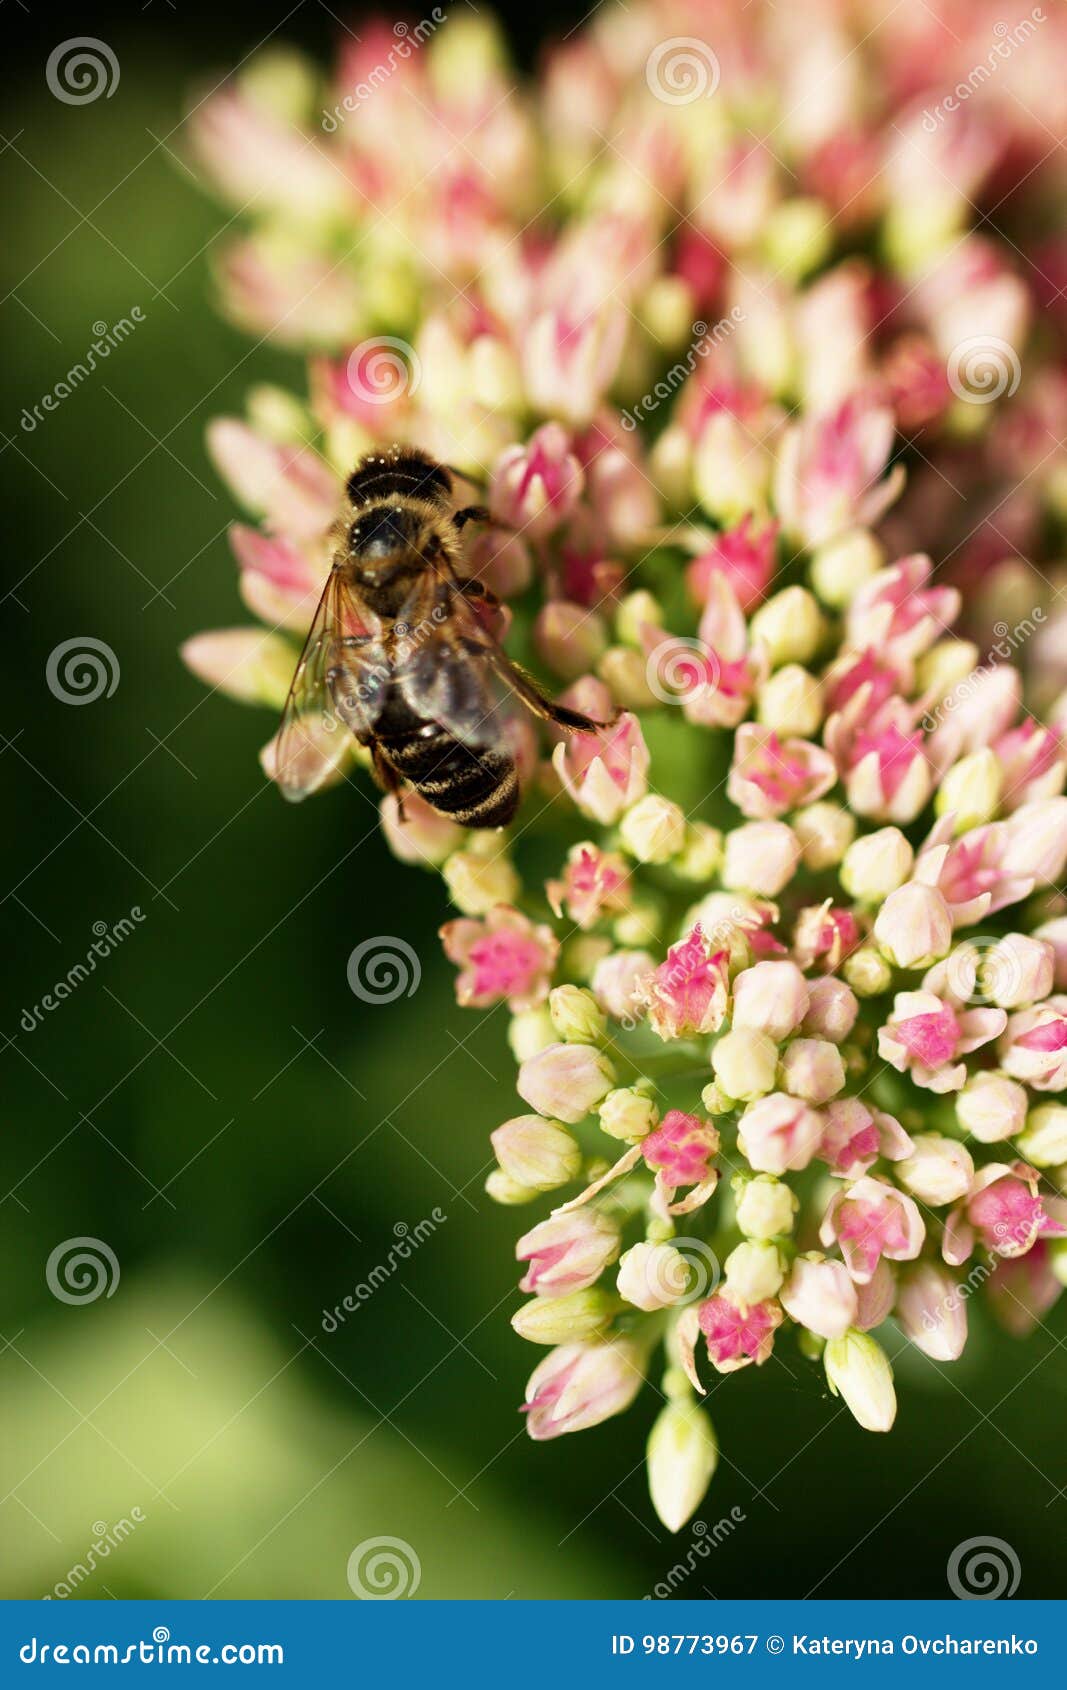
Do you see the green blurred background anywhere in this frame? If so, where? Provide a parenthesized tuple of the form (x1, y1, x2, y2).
(2, 1, 1065, 1602)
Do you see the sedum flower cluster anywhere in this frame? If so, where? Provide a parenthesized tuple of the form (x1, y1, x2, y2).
(181, 2, 1067, 1528)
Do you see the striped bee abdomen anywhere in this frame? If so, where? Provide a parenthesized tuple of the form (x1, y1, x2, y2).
(381, 722, 520, 829)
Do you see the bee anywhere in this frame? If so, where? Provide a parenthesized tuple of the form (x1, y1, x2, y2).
(274, 445, 615, 828)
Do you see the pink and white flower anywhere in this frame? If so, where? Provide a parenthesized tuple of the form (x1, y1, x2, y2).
(727, 726, 837, 820)
(820, 1176, 925, 1283)
(440, 906, 559, 1012)
(698, 1293, 783, 1373)
(553, 711, 649, 826)
(638, 925, 731, 1041)
(878, 990, 1006, 1093)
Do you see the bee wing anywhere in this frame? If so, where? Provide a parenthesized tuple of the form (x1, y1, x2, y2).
(272, 570, 355, 802)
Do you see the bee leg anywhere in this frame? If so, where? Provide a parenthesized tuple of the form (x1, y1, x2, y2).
(457, 578, 500, 608)
(491, 651, 621, 734)
(370, 744, 407, 821)
(453, 504, 491, 532)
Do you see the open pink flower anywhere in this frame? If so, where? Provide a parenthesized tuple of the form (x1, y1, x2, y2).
(999, 996, 1067, 1091)
(638, 924, 730, 1041)
(642, 1110, 720, 1189)
(698, 1293, 783, 1373)
(945, 1163, 1066, 1265)
(727, 726, 837, 820)
(843, 719, 933, 824)
(878, 990, 1006, 1093)
(661, 574, 763, 730)
(440, 906, 559, 1012)
(546, 842, 630, 930)
(820, 1176, 925, 1283)
(552, 712, 649, 825)
(995, 719, 1067, 811)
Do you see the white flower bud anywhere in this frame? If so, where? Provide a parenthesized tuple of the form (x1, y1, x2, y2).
(824, 1330, 896, 1432)
(646, 1401, 719, 1533)
(756, 665, 824, 738)
(711, 1028, 779, 1102)
(508, 1009, 557, 1063)
(935, 748, 1003, 831)
(733, 1175, 798, 1239)
(616, 589, 663, 647)
(617, 1242, 691, 1311)
(442, 847, 520, 915)
(793, 802, 856, 871)
(1017, 1103, 1067, 1168)
(619, 794, 687, 864)
(724, 1240, 785, 1304)
(548, 984, 608, 1044)
(843, 946, 893, 997)
(749, 586, 824, 666)
(599, 1087, 658, 1142)
(810, 527, 885, 608)
(896, 1133, 974, 1205)
(841, 827, 914, 902)
(511, 1287, 616, 1345)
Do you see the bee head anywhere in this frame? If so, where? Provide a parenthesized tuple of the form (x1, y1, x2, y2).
(347, 503, 421, 575)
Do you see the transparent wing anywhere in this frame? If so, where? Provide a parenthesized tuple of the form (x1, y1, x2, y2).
(272, 570, 353, 802)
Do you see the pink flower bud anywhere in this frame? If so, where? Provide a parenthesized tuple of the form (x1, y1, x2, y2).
(780, 1254, 858, 1340)
(590, 949, 655, 1021)
(963, 1161, 1064, 1259)
(522, 1338, 644, 1439)
(206, 419, 338, 541)
(722, 821, 801, 896)
(737, 1092, 824, 1175)
(896, 1134, 974, 1206)
(802, 977, 859, 1043)
(820, 1176, 925, 1283)
(732, 961, 810, 1042)
(381, 792, 465, 868)
(896, 1263, 967, 1361)
(698, 1292, 783, 1373)
(639, 925, 731, 1041)
(552, 712, 650, 825)
(516, 1209, 620, 1297)
(873, 884, 953, 969)
(818, 1099, 913, 1179)
(521, 307, 627, 428)
(854, 1258, 897, 1331)
(181, 628, 298, 710)
(686, 514, 778, 614)
(793, 904, 861, 974)
(642, 1110, 720, 1189)
(779, 1038, 846, 1105)
(441, 907, 559, 1012)
(490, 422, 584, 539)
(774, 392, 905, 550)
(955, 1072, 1028, 1144)
(999, 996, 1067, 1091)
(517, 1043, 616, 1124)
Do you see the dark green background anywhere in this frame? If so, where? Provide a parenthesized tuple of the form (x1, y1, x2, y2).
(1, 2, 1064, 1600)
